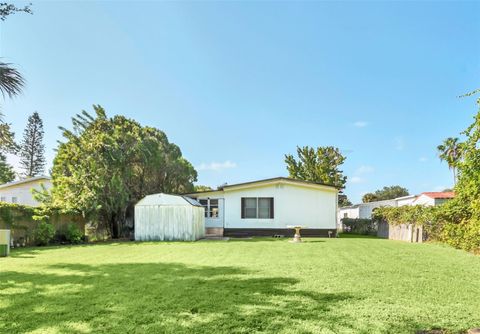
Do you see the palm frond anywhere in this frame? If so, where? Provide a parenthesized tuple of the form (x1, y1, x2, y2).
(0, 61, 25, 99)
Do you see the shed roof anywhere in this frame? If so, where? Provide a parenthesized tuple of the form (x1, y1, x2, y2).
(136, 193, 202, 207)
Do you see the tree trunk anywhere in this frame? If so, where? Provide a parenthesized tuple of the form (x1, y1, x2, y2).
(111, 213, 119, 239)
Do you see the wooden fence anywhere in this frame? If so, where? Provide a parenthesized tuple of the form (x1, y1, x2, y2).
(0, 213, 86, 246)
(377, 221, 425, 243)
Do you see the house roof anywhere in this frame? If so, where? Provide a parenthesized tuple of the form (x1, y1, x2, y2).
(395, 195, 417, 201)
(420, 192, 455, 199)
(185, 177, 339, 196)
(0, 176, 51, 190)
(339, 204, 360, 209)
(339, 198, 396, 210)
(220, 177, 339, 190)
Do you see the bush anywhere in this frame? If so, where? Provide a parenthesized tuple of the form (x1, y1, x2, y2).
(342, 218, 377, 235)
(65, 223, 83, 244)
(33, 221, 55, 246)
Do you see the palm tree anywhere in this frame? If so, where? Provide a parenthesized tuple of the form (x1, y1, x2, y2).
(437, 137, 464, 185)
(0, 61, 24, 152)
(0, 61, 25, 99)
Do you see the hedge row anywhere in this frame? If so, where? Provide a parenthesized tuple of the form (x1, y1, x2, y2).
(0, 202, 85, 246)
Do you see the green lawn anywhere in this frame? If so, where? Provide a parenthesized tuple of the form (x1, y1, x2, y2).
(1, 236, 480, 334)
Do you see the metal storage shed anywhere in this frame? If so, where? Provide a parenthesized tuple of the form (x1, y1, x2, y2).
(135, 193, 205, 241)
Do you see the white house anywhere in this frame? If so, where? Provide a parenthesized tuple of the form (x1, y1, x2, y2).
(185, 177, 339, 237)
(0, 176, 52, 206)
(338, 192, 455, 227)
(411, 192, 454, 206)
(395, 195, 417, 207)
(337, 199, 397, 228)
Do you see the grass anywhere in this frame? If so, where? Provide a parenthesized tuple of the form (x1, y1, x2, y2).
(1, 235, 480, 334)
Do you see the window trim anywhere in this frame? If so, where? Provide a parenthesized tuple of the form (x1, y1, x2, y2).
(241, 197, 274, 219)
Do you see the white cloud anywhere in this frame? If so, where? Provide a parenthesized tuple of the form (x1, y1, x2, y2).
(350, 176, 365, 184)
(395, 137, 405, 151)
(197, 160, 237, 172)
(355, 165, 374, 174)
(353, 121, 368, 128)
(419, 157, 428, 162)
(349, 165, 374, 185)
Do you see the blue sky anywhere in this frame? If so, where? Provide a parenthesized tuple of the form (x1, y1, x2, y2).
(1, 1, 479, 203)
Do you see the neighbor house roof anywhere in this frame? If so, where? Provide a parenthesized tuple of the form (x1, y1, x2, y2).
(420, 192, 455, 199)
(395, 195, 417, 200)
(185, 177, 340, 196)
(0, 176, 51, 190)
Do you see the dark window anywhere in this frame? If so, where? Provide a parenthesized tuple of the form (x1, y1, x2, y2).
(241, 197, 274, 219)
(199, 199, 208, 218)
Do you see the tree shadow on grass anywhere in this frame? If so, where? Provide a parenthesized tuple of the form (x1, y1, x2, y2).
(1, 262, 359, 334)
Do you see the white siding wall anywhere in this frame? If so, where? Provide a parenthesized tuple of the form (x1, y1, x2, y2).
(338, 206, 360, 226)
(358, 199, 396, 218)
(412, 195, 435, 206)
(396, 197, 417, 207)
(0, 180, 52, 206)
(223, 183, 337, 229)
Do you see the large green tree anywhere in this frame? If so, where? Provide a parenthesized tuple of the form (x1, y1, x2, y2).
(0, 152, 15, 183)
(437, 137, 464, 185)
(362, 185, 409, 203)
(436, 97, 480, 251)
(194, 185, 213, 192)
(338, 193, 352, 207)
(0, 2, 32, 21)
(51, 105, 197, 238)
(19, 111, 46, 177)
(285, 146, 347, 188)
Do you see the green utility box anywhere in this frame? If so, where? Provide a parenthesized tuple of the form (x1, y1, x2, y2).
(0, 229, 11, 257)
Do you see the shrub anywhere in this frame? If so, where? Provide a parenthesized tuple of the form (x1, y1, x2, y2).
(65, 223, 83, 244)
(342, 218, 377, 235)
(372, 205, 435, 226)
(33, 221, 55, 246)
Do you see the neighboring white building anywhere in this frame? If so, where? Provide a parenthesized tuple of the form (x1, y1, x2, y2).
(337, 199, 396, 228)
(338, 192, 455, 228)
(411, 192, 455, 206)
(0, 176, 52, 206)
(185, 177, 339, 237)
(395, 195, 417, 207)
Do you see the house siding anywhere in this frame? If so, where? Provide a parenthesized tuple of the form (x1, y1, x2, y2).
(189, 181, 338, 233)
(223, 183, 337, 230)
(0, 179, 52, 206)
